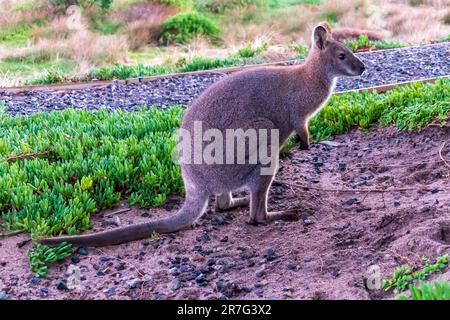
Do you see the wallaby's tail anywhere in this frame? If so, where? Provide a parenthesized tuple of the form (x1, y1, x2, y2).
(37, 191, 209, 247)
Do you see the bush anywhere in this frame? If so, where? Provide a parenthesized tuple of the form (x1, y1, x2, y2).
(159, 11, 220, 44)
(180, 56, 240, 72)
(88, 63, 175, 80)
(235, 42, 268, 58)
(159, 0, 193, 8)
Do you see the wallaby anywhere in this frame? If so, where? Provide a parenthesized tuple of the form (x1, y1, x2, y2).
(39, 22, 365, 247)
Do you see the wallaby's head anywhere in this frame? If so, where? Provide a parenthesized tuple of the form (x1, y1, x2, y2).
(311, 22, 366, 77)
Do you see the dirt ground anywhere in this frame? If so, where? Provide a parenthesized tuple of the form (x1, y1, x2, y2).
(1, 125, 450, 300)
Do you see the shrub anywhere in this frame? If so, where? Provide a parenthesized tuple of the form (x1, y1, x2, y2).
(180, 56, 240, 72)
(288, 43, 309, 59)
(159, 11, 220, 44)
(235, 42, 268, 58)
(344, 35, 404, 52)
(159, 0, 193, 8)
(397, 281, 450, 300)
(88, 63, 175, 80)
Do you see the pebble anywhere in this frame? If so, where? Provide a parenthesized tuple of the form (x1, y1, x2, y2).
(56, 281, 68, 291)
(125, 278, 141, 289)
(255, 265, 266, 277)
(171, 278, 182, 290)
(76, 247, 89, 256)
(0, 291, 9, 300)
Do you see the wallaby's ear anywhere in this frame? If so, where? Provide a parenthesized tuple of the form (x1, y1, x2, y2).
(313, 22, 331, 50)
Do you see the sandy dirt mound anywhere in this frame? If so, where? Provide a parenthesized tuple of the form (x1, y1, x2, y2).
(1, 125, 449, 300)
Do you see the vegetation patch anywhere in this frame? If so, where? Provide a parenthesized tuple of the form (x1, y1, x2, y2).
(344, 35, 404, 52)
(396, 281, 450, 300)
(159, 11, 220, 44)
(28, 242, 73, 278)
(383, 255, 450, 292)
(0, 24, 32, 46)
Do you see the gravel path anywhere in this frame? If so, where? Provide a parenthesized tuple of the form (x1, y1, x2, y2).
(1, 43, 449, 117)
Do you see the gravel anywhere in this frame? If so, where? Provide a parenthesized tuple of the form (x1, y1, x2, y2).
(1, 43, 449, 117)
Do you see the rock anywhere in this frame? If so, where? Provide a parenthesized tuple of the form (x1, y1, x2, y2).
(71, 256, 80, 264)
(125, 278, 141, 289)
(192, 253, 205, 262)
(56, 281, 68, 291)
(220, 236, 229, 242)
(171, 278, 182, 290)
(115, 263, 126, 271)
(287, 264, 297, 271)
(40, 288, 48, 297)
(169, 267, 179, 276)
(207, 258, 216, 266)
(195, 273, 207, 286)
(76, 247, 88, 256)
(344, 198, 359, 206)
(0, 291, 9, 300)
(105, 286, 116, 296)
(255, 265, 266, 277)
(265, 249, 278, 261)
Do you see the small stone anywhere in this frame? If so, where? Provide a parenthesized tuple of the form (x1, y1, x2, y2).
(192, 253, 205, 262)
(220, 236, 228, 242)
(265, 249, 277, 261)
(76, 247, 88, 256)
(115, 263, 126, 271)
(30, 277, 41, 285)
(255, 265, 266, 277)
(126, 278, 141, 289)
(287, 264, 297, 270)
(40, 288, 48, 297)
(171, 278, 182, 290)
(344, 198, 358, 206)
(56, 281, 68, 291)
(207, 258, 216, 266)
(71, 256, 80, 264)
(195, 273, 207, 285)
(105, 286, 116, 296)
(169, 267, 180, 276)
(431, 188, 439, 194)
(0, 291, 9, 300)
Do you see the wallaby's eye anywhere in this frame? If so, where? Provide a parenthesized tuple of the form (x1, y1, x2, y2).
(338, 53, 346, 60)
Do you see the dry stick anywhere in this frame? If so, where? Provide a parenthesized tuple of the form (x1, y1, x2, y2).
(103, 208, 131, 218)
(0, 229, 25, 238)
(7, 151, 49, 163)
(439, 141, 450, 168)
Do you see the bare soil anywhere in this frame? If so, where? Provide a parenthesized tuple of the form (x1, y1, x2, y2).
(1, 125, 450, 300)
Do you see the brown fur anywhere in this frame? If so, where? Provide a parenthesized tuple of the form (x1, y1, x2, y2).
(38, 23, 365, 247)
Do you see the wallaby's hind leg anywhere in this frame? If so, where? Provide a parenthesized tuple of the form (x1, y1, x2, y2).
(215, 192, 249, 212)
(248, 175, 299, 224)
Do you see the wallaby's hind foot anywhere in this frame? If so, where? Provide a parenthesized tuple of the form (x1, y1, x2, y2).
(215, 192, 249, 212)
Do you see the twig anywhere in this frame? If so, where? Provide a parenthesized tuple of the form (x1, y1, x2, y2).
(0, 229, 25, 238)
(103, 208, 131, 218)
(7, 151, 49, 164)
(439, 142, 450, 168)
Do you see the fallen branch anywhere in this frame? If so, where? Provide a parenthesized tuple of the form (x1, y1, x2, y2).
(7, 151, 49, 164)
(103, 208, 131, 218)
(0, 229, 25, 238)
